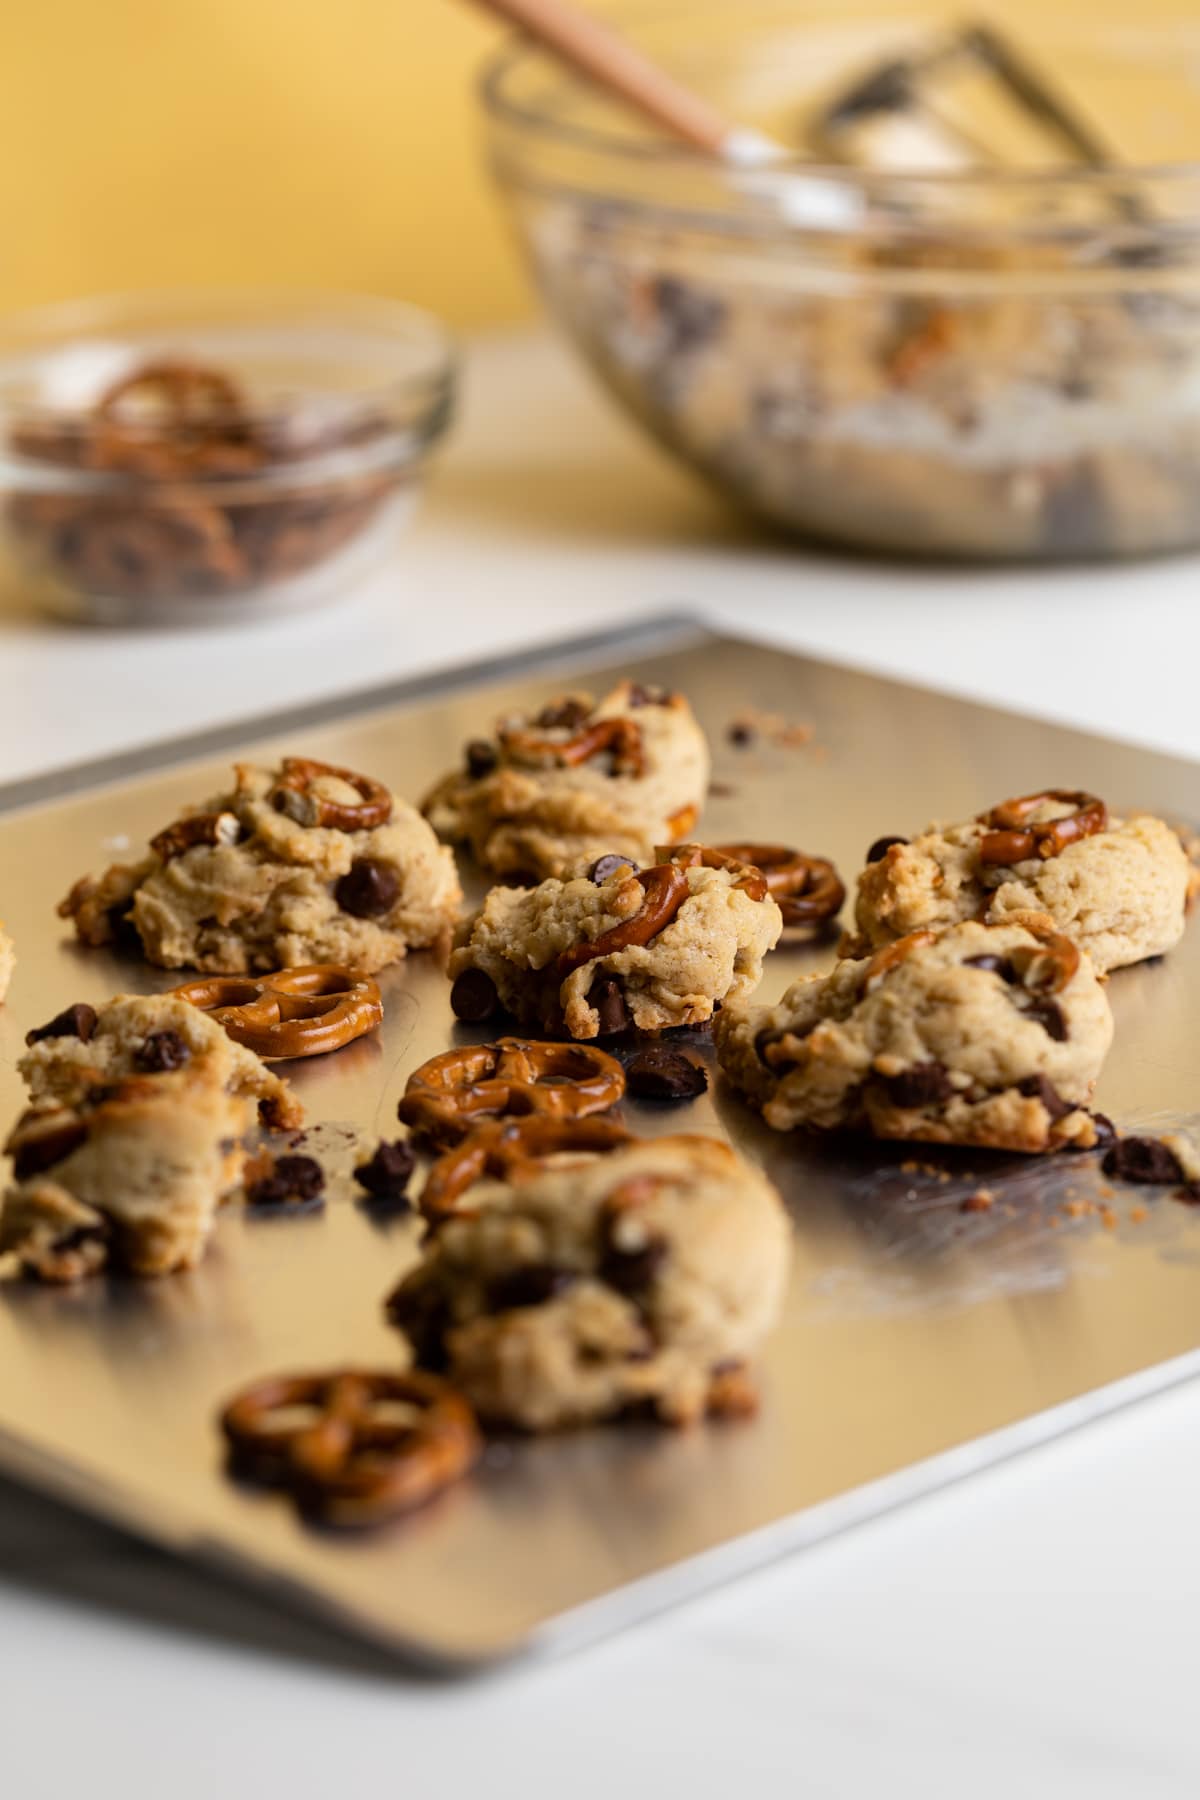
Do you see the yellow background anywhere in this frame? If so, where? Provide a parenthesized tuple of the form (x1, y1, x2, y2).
(0, 0, 528, 327)
(1, 0, 1194, 331)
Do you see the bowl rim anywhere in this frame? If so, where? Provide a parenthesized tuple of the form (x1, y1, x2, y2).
(0, 287, 457, 496)
(479, 3, 1200, 194)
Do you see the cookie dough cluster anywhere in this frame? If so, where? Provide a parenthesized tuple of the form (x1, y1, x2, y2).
(60, 755, 461, 975)
(448, 844, 783, 1040)
(422, 680, 710, 879)
(717, 788, 1192, 1153)
(1, 993, 301, 1280)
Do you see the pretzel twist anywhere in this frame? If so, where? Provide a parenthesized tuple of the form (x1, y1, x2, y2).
(171, 964, 382, 1059)
(554, 862, 691, 978)
(269, 758, 393, 832)
(1005, 916, 1082, 994)
(978, 790, 1108, 866)
(399, 1038, 625, 1144)
(150, 810, 241, 862)
(220, 1369, 480, 1526)
(500, 715, 645, 778)
(712, 842, 844, 923)
(864, 929, 938, 990)
(420, 1116, 631, 1223)
(662, 843, 770, 902)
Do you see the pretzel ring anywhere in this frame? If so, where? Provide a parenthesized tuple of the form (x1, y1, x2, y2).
(978, 791, 1108, 866)
(554, 862, 691, 978)
(420, 1116, 632, 1223)
(713, 842, 845, 927)
(399, 1038, 625, 1145)
(864, 929, 937, 990)
(220, 1369, 480, 1527)
(269, 758, 393, 832)
(500, 715, 645, 778)
(97, 358, 247, 427)
(1005, 916, 1081, 995)
(171, 964, 382, 1059)
(150, 810, 240, 862)
(662, 843, 770, 902)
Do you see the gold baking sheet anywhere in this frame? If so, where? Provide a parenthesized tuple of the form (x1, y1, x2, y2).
(1, 619, 1199, 1673)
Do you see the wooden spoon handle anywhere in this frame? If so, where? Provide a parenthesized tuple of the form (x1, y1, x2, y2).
(467, 0, 736, 154)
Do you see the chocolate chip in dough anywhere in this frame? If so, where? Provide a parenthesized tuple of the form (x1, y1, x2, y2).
(535, 698, 590, 731)
(11, 1117, 89, 1180)
(246, 1153, 326, 1212)
(866, 835, 908, 863)
(25, 1003, 98, 1047)
(963, 954, 1018, 983)
(601, 1235, 669, 1296)
(486, 1264, 578, 1313)
(591, 976, 629, 1037)
(335, 857, 401, 919)
(884, 1062, 954, 1108)
(465, 739, 499, 778)
(1016, 1073, 1073, 1119)
(1020, 997, 1068, 1042)
(133, 1030, 191, 1073)
(589, 854, 632, 884)
(1102, 1136, 1187, 1186)
(450, 968, 500, 1024)
(624, 1046, 708, 1102)
(626, 683, 670, 708)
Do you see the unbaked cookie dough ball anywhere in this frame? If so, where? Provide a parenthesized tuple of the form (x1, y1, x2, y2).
(388, 1134, 790, 1430)
(716, 915, 1114, 1154)
(422, 679, 710, 880)
(844, 790, 1189, 975)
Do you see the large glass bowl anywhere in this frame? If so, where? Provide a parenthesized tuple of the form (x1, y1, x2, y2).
(482, 1, 1200, 559)
(0, 291, 455, 624)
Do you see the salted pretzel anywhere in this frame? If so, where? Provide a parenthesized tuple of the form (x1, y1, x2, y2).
(864, 929, 938, 990)
(663, 843, 769, 902)
(499, 714, 645, 778)
(714, 843, 845, 927)
(150, 810, 240, 862)
(1003, 915, 1081, 994)
(554, 862, 691, 978)
(665, 804, 699, 841)
(978, 790, 1108, 866)
(399, 1038, 625, 1144)
(171, 964, 382, 1059)
(220, 1368, 480, 1527)
(420, 1115, 632, 1223)
(268, 758, 393, 832)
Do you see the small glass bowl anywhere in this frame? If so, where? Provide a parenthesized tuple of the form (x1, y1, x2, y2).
(483, 1, 1200, 560)
(0, 291, 455, 624)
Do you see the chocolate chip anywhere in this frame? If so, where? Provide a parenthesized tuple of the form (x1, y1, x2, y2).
(1103, 1136, 1187, 1185)
(486, 1264, 578, 1313)
(450, 967, 499, 1024)
(246, 1153, 326, 1209)
(386, 1279, 451, 1369)
(964, 954, 1018, 982)
(866, 835, 908, 863)
(1089, 1112, 1118, 1149)
(354, 1139, 416, 1202)
(624, 1046, 708, 1102)
(1016, 1073, 1073, 1120)
(334, 857, 400, 919)
(1020, 997, 1068, 1041)
(25, 1003, 98, 1047)
(535, 698, 590, 731)
(883, 1062, 954, 1108)
(132, 1030, 191, 1073)
(465, 738, 499, 778)
(107, 906, 142, 951)
(727, 721, 756, 747)
(601, 1236, 668, 1296)
(11, 1117, 88, 1180)
(589, 854, 631, 884)
(652, 276, 726, 354)
(591, 976, 629, 1036)
(626, 683, 670, 708)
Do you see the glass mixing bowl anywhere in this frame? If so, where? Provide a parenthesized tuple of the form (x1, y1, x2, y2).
(0, 291, 455, 624)
(482, 0, 1200, 559)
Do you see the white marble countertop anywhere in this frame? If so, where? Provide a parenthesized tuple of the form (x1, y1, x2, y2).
(3, 331, 1200, 1797)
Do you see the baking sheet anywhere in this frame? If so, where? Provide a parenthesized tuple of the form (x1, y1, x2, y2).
(2, 618, 1199, 1673)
